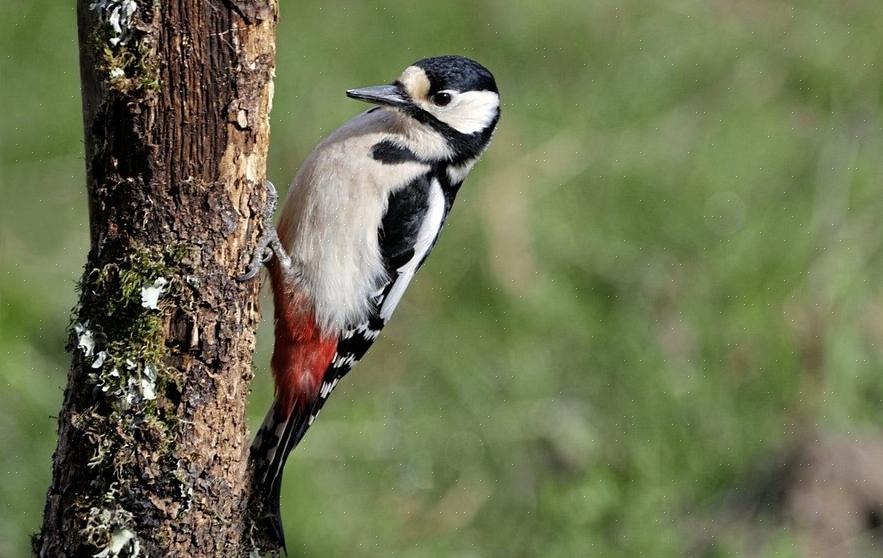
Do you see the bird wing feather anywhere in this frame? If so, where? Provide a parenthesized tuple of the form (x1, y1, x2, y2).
(308, 174, 448, 420)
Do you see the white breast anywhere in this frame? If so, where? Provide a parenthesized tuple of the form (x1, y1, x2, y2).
(278, 109, 437, 334)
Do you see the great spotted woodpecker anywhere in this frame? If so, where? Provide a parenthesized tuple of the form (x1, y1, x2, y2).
(239, 55, 500, 549)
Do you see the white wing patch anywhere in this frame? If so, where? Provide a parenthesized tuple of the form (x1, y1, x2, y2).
(379, 178, 446, 321)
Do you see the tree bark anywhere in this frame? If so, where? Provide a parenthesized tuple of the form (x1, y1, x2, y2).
(37, 1, 277, 556)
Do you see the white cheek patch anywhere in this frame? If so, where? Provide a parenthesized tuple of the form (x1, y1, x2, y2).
(398, 66, 430, 101)
(431, 90, 499, 135)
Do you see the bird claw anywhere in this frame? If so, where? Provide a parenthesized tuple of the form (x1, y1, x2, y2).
(237, 180, 291, 282)
(236, 257, 266, 282)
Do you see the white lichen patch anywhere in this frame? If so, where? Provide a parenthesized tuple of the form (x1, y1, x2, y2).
(92, 351, 109, 369)
(94, 528, 140, 558)
(90, 0, 138, 46)
(109, 67, 125, 79)
(113, 366, 157, 410)
(75, 322, 97, 357)
(83, 503, 139, 558)
(122, 379, 141, 410)
(140, 277, 168, 310)
(103, 367, 120, 392)
(140, 364, 157, 401)
(90, 358, 159, 409)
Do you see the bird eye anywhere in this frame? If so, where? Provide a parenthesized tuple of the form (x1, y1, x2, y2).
(432, 92, 452, 106)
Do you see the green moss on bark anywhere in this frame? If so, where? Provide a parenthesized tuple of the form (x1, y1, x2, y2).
(75, 245, 184, 413)
(66, 243, 193, 554)
(90, 1, 160, 96)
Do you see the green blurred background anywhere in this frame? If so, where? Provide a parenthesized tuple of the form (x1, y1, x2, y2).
(3, 1, 883, 556)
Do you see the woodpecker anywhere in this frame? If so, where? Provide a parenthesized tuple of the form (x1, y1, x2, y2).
(239, 55, 500, 550)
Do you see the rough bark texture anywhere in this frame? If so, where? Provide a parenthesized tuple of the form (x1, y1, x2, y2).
(37, 1, 277, 556)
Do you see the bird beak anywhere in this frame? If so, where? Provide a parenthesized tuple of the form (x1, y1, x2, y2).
(346, 84, 410, 108)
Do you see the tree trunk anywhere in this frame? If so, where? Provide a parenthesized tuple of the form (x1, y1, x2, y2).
(37, 1, 277, 556)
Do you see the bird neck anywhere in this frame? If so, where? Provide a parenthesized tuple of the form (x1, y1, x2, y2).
(391, 107, 498, 166)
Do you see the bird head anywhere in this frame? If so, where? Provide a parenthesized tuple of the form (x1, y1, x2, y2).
(347, 55, 500, 162)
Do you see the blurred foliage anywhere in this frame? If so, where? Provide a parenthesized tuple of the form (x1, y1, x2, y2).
(3, 1, 883, 557)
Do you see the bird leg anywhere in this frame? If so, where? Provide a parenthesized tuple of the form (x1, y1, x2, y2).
(237, 180, 292, 282)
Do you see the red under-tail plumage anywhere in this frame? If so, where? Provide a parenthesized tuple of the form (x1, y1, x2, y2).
(251, 260, 337, 551)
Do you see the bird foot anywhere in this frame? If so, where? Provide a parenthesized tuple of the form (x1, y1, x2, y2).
(237, 180, 293, 282)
